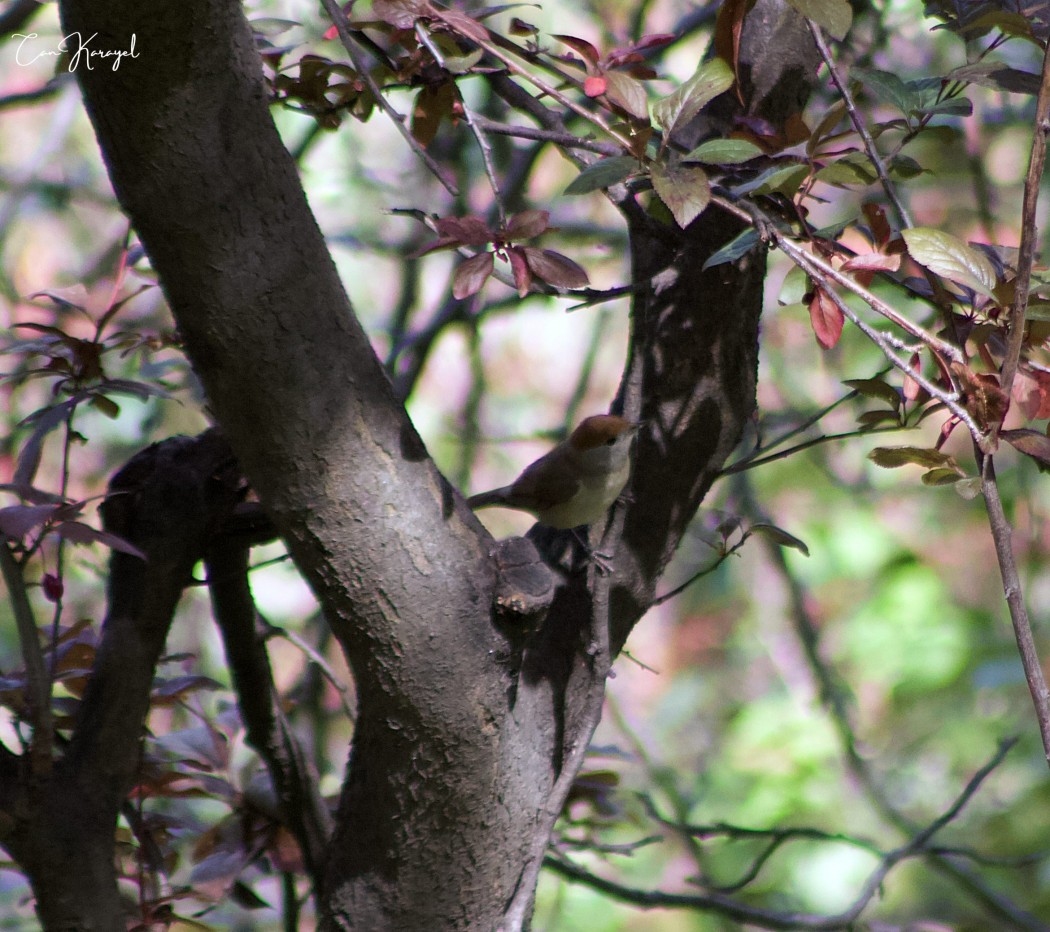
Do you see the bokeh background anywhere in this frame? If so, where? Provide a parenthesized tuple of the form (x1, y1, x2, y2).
(1, 0, 1049, 927)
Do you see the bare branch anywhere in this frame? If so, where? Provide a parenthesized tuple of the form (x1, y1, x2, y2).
(980, 455, 1050, 766)
(999, 36, 1050, 404)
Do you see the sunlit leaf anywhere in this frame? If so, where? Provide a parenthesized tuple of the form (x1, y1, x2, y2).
(734, 161, 809, 197)
(808, 288, 843, 349)
(651, 161, 710, 228)
(371, 0, 427, 28)
(815, 152, 877, 187)
(602, 70, 650, 119)
(506, 246, 532, 297)
(921, 467, 965, 486)
(784, 0, 852, 39)
(868, 446, 957, 469)
(432, 8, 489, 43)
(685, 138, 763, 164)
(434, 215, 493, 246)
(840, 251, 902, 273)
(902, 227, 997, 298)
(651, 57, 733, 136)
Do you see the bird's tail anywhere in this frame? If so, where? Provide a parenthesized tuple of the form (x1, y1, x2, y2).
(466, 487, 512, 510)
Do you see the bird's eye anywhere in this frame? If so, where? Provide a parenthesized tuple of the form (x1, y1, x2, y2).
(605, 437, 616, 446)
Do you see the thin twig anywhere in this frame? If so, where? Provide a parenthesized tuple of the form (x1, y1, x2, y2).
(464, 36, 638, 153)
(808, 23, 912, 229)
(722, 425, 903, 475)
(999, 35, 1050, 403)
(771, 235, 983, 440)
(980, 454, 1050, 766)
(471, 116, 622, 156)
(414, 24, 504, 223)
(547, 740, 1017, 930)
(650, 537, 744, 607)
(318, 0, 458, 196)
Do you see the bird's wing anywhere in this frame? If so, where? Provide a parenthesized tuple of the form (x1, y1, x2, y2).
(507, 451, 581, 511)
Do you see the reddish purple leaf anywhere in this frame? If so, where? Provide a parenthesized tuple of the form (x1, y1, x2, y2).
(522, 248, 589, 290)
(553, 34, 601, 66)
(452, 252, 495, 299)
(809, 288, 844, 349)
(506, 247, 532, 297)
(433, 8, 489, 44)
(410, 236, 461, 259)
(840, 251, 901, 273)
(903, 352, 924, 402)
(0, 503, 60, 540)
(504, 209, 550, 242)
(54, 521, 147, 560)
(434, 215, 494, 246)
(1011, 366, 1050, 420)
(1002, 428, 1050, 466)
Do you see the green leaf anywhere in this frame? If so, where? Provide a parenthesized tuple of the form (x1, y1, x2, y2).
(902, 227, 997, 298)
(853, 68, 919, 116)
(702, 228, 760, 270)
(921, 467, 965, 486)
(843, 378, 901, 410)
(651, 161, 710, 228)
(685, 138, 763, 164)
(750, 523, 810, 556)
(603, 70, 650, 119)
(869, 446, 957, 469)
(953, 477, 983, 500)
(734, 162, 809, 197)
(815, 152, 877, 187)
(89, 395, 120, 420)
(784, 0, 852, 39)
(442, 48, 484, 74)
(564, 156, 638, 195)
(651, 58, 733, 137)
(922, 96, 972, 117)
(856, 410, 902, 427)
(888, 155, 926, 179)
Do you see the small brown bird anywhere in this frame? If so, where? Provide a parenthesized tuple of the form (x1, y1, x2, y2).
(467, 414, 638, 529)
